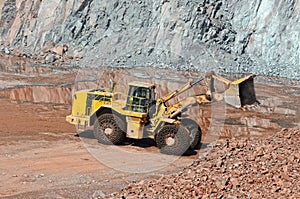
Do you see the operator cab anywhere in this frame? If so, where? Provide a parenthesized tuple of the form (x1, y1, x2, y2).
(126, 82, 156, 113)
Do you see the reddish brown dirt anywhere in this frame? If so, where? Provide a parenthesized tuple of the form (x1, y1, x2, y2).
(0, 99, 198, 198)
(0, 58, 201, 198)
(0, 56, 299, 198)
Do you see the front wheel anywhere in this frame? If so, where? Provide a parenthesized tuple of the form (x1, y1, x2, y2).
(93, 113, 126, 145)
(156, 125, 190, 155)
(181, 119, 202, 149)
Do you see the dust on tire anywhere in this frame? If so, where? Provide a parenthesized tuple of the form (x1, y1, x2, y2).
(156, 125, 190, 156)
(181, 118, 202, 149)
(93, 113, 126, 145)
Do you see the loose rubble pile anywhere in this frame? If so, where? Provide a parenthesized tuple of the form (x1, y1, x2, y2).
(106, 128, 300, 198)
(0, 41, 80, 65)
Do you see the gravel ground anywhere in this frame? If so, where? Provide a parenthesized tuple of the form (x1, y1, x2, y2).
(105, 128, 300, 199)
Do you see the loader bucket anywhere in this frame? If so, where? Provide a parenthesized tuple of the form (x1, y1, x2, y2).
(224, 74, 257, 108)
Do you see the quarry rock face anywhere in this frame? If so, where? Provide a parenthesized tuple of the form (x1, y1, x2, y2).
(0, 0, 299, 79)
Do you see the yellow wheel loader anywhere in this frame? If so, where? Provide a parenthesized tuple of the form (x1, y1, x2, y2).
(66, 71, 256, 155)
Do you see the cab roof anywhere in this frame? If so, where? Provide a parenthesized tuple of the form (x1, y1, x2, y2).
(129, 81, 155, 88)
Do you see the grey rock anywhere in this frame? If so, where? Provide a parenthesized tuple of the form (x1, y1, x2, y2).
(45, 54, 56, 63)
(92, 190, 106, 199)
(0, 0, 299, 80)
(4, 48, 10, 54)
(37, 173, 45, 178)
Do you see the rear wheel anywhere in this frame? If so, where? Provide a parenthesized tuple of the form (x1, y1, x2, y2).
(93, 113, 125, 145)
(156, 125, 190, 155)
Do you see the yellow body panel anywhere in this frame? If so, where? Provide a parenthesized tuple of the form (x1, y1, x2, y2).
(71, 91, 88, 117)
(126, 116, 145, 139)
(67, 86, 151, 137)
(66, 115, 90, 126)
(92, 98, 111, 114)
(149, 103, 167, 131)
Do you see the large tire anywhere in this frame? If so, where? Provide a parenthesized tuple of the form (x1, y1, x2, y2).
(181, 119, 202, 149)
(93, 113, 126, 145)
(156, 125, 190, 155)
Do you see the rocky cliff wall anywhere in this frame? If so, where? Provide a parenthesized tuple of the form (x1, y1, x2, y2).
(0, 0, 299, 79)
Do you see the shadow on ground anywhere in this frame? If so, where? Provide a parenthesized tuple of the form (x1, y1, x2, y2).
(76, 130, 209, 157)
